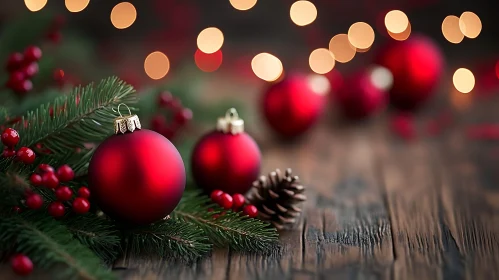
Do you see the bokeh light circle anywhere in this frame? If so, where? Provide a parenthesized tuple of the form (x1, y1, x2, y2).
(290, 1, 317, 26)
(25, 0, 47, 12)
(144, 51, 170, 80)
(388, 22, 411, 41)
(65, 0, 90, 13)
(309, 48, 335, 74)
(453, 68, 475, 93)
(111, 2, 137, 29)
(307, 74, 331, 96)
(384, 10, 409, 34)
(230, 0, 257, 11)
(442, 15, 464, 44)
(195, 49, 223, 72)
(348, 22, 375, 50)
(459, 11, 482, 39)
(328, 34, 356, 63)
(197, 27, 224, 54)
(251, 53, 283, 82)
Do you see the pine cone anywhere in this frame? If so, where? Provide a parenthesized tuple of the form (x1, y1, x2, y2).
(246, 168, 306, 230)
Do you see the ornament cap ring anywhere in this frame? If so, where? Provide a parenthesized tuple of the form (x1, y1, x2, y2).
(113, 103, 142, 134)
(217, 108, 244, 135)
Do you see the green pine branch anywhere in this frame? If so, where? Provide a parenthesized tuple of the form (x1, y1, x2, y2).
(0, 212, 115, 280)
(124, 218, 211, 262)
(10, 77, 136, 163)
(172, 190, 279, 253)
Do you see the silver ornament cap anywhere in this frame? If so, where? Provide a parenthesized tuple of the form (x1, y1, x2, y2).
(217, 108, 244, 135)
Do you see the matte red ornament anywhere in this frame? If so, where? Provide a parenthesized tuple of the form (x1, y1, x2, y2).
(219, 193, 233, 209)
(16, 147, 36, 164)
(1, 128, 20, 147)
(56, 165, 74, 182)
(261, 74, 326, 138)
(78, 187, 90, 198)
(333, 66, 390, 120)
(72, 197, 90, 214)
(88, 108, 185, 225)
(191, 109, 261, 195)
(375, 35, 444, 111)
(48, 201, 65, 218)
(11, 254, 33, 276)
(25, 193, 43, 210)
(55, 186, 73, 201)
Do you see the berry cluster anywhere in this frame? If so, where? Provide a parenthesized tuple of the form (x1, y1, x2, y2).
(210, 190, 258, 218)
(150, 91, 193, 140)
(1, 128, 36, 164)
(5, 46, 42, 96)
(25, 163, 90, 217)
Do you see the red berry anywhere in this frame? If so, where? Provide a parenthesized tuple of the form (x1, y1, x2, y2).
(12, 206, 22, 213)
(47, 31, 62, 44)
(56, 165, 74, 182)
(1, 128, 20, 147)
(12, 80, 33, 95)
(42, 172, 59, 189)
(16, 147, 36, 164)
(23, 46, 42, 63)
(150, 114, 167, 132)
(37, 163, 54, 174)
(174, 108, 193, 125)
(77, 187, 90, 198)
(48, 201, 65, 218)
(25, 193, 43, 210)
(72, 197, 90, 214)
(2, 148, 16, 157)
(5, 71, 25, 88)
(55, 186, 73, 201)
(212, 214, 220, 220)
(21, 63, 39, 78)
(29, 173, 43, 186)
(169, 99, 182, 110)
(6, 52, 23, 72)
(11, 254, 33, 276)
(243, 205, 258, 218)
(210, 190, 224, 204)
(219, 193, 233, 210)
(158, 91, 173, 107)
(232, 194, 246, 211)
(159, 126, 175, 139)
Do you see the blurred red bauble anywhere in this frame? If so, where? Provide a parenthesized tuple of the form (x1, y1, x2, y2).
(375, 35, 444, 111)
(191, 109, 261, 195)
(262, 74, 326, 138)
(334, 66, 392, 120)
(88, 114, 185, 225)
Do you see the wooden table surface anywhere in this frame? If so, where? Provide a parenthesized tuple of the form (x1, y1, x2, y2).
(112, 102, 499, 280)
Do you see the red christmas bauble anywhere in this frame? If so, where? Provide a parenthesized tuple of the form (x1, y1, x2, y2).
(191, 109, 261, 195)
(334, 66, 391, 120)
(375, 35, 444, 111)
(89, 120, 185, 224)
(262, 74, 326, 137)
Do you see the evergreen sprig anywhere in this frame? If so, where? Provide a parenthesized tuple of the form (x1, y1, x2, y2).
(172, 190, 279, 252)
(0, 212, 115, 280)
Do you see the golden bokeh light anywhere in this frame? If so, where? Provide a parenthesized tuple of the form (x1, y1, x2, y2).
(65, 0, 90, 13)
(144, 51, 170, 80)
(307, 74, 331, 96)
(384, 10, 409, 34)
(453, 68, 475, 94)
(229, 0, 257, 11)
(388, 22, 411, 41)
(348, 22, 375, 50)
(309, 48, 335, 74)
(442, 15, 464, 44)
(290, 1, 317, 26)
(328, 34, 356, 63)
(111, 2, 137, 29)
(251, 53, 283, 82)
(25, 0, 47, 12)
(459, 11, 482, 39)
(197, 27, 224, 54)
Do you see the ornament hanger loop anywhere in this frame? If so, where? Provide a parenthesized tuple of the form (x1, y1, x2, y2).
(113, 103, 132, 117)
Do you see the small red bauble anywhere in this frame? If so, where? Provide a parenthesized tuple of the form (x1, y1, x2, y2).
(262, 74, 326, 138)
(192, 109, 261, 195)
(72, 197, 90, 214)
(26, 193, 43, 210)
(333, 66, 390, 120)
(1, 128, 20, 147)
(375, 35, 444, 111)
(6, 53, 24, 72)
(77, 187, 90, 198)
(243, 205, 258, 218)
(210, 190, 224, 204)
(88, 112, 185, 225)
(23, 46, 42, 63)
(232, 194, 245, 210)
(56, 165, 74, 182)
(174, 108, 193, 125)
(55, 186, 73, 201)
(48, 201, 65, 218)
(42, 172, 59, 189)
(30, 174, 43, 186)
(11, 254, 33, 276)
(219, 193, 233, 209)
(37, 163, 54, 174)
(21, 63, 39, 78)
(16, 147, 36, 164)
(2, 148, 16, 157)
